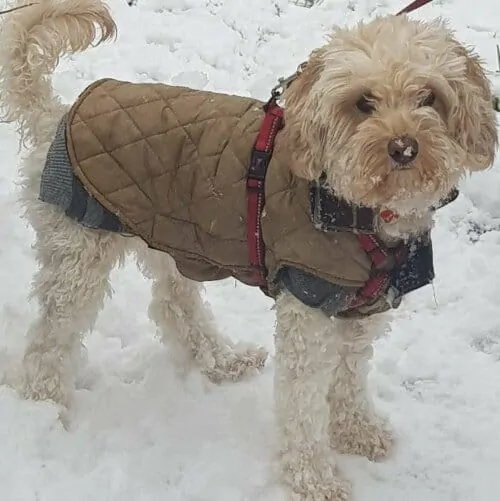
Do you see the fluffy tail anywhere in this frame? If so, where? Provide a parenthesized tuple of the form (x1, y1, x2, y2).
(0, 0, 116, 145)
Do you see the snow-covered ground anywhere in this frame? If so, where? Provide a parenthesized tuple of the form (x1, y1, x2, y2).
(1, 0, 500, 499)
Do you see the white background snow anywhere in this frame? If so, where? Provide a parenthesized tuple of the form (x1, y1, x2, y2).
(1, 0, 500, 499)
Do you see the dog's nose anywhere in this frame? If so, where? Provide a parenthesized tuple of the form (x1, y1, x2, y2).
(388, 136, 418, 167)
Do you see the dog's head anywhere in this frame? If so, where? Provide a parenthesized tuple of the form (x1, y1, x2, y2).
(282, 15, 498, 215)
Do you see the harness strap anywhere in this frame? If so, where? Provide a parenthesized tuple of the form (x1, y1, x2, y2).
(244, 0, 441, 307)
(246, 103, 411, 309)
(348, 274, 391, 310)
(357, 234, 390, 269)
(246, 102, 428, 309)
(246, 100, 284, 291)
(350, 234, 408, 309)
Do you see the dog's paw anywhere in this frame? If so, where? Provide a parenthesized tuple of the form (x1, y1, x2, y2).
(20, 352, 72, 407)
(288, 481, 349, 501)
(201, 344, 268, 383)
(329, 412, 393, 461)
(281, 452, 350, 501)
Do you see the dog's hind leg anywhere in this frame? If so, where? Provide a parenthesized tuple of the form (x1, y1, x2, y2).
(327, 317, 393, 461)
(21, 204, 125, 407)
(136, 246, 267, 383)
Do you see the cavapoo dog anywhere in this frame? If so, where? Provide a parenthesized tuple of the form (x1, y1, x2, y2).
(0, 0, 497, 500)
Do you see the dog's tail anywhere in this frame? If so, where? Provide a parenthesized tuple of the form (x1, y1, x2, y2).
(0, 0, 116, 145)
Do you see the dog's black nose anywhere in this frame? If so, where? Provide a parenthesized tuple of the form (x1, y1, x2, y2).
(388, 136, 418, 166)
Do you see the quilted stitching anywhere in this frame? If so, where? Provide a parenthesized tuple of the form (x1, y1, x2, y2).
(66, 78, 264, 284)
(66, 78, 373, 291)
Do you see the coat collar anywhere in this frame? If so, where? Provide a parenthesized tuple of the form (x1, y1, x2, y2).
(309, 174, 459, 235)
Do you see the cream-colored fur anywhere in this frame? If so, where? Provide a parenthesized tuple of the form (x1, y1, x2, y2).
(0, 0, 267, 409)
(282, 16, 497, 226)
(0, 2, 497, 501)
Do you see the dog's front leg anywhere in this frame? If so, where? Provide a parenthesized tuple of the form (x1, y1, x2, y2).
(275, 292, 349, 501)
(327, 317, 393, 461)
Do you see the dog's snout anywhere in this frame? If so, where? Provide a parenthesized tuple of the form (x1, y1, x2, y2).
(388, 136, 418, 167)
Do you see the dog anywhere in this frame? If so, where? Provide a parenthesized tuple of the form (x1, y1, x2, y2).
(0, 1, 497, 500)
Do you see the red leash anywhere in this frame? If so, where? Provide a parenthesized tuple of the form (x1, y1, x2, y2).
(396, 0, 434, 15)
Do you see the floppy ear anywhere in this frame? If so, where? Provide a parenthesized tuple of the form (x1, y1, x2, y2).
(281, 48, 327, 180)
(448, 43, 498, 171)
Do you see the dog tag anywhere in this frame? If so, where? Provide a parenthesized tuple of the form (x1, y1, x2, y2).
(379, 209, 399, 224)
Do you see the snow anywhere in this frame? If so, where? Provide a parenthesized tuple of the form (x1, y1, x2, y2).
(1, 0, 500, 499)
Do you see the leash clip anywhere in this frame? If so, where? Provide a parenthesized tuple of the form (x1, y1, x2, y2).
(270, 62, 307, 99)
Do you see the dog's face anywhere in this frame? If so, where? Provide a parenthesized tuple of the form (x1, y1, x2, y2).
(283, 15, 498, 215)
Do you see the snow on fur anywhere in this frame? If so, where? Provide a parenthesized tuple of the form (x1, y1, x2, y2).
(0, 0, 500, 499)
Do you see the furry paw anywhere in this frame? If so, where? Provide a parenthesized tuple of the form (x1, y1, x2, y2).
(329, 412, 393, 461)
(201, 344, 268, 383)
(281, 452, 350, 501)
(288, 481, 349, 501)
(21, 352, 72, 407)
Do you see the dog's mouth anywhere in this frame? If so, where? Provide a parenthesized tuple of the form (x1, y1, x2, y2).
(390, 159, 414, 171)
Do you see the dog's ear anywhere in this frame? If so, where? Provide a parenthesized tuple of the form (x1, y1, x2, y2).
(281, 49, 327, 180)
(448, 43, 498, 171)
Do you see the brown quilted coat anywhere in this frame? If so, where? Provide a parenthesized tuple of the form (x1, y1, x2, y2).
(66, 78, 372, 295)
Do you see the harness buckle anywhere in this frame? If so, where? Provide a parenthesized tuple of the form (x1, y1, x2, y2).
(248, 150, 271, 181)
(384, 285, 403, 309)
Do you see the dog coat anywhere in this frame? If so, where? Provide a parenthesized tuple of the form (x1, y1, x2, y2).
(40, 78, 439, 317)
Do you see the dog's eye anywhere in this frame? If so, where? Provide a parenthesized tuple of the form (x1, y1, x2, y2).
(356, 95, 375, 114)
(419, 91, 435, 107)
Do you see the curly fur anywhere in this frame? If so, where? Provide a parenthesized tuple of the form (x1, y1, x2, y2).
(282, 16, 497, 221)
(0, 0, 267, 408)
(0, 2, 497, 501)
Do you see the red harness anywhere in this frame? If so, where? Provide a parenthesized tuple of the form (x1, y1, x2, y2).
(245, 100, 408, 306)
(348, 234, 408, 309)
(246, 100, 284, 294)
(245, 0, 436, 303)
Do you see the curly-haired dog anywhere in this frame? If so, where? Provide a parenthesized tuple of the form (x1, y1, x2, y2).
(0, 1, 497, 500)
